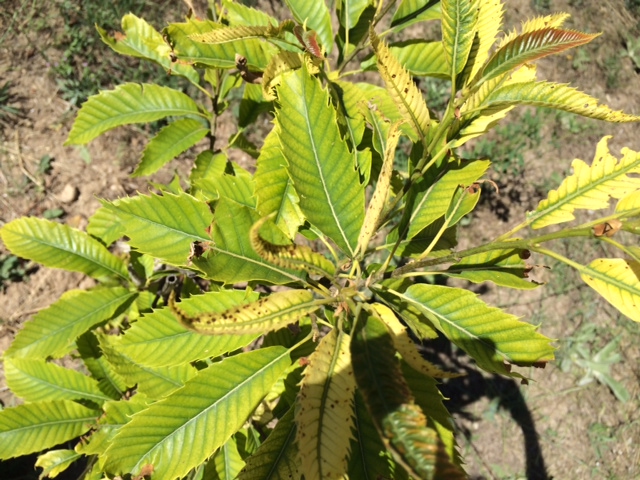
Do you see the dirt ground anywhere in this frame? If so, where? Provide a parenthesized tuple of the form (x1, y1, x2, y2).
(1, 1, 639, 479)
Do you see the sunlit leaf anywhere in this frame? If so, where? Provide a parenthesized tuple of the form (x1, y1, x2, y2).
(5, 358, 111, 404)
(65, 83, 204, 145)
(103, 347, 291, 479)
(478, 28, 599, 84)
(579, 259, 640, 322)
(5, 287, 135, 360)
(483, 81, 640, 122)
(0, 217, 128, 280)
(133, 118, 209, 177)
(119, 290, 259, 367)
(383, 284, 555, 375)
(276, 66, 365, 256)
(370, 28, 431, 144)
(98, 13, 199, 84)
(529, 137, 640, 229)
(170, 289, 320, 335)
(283, 0, 333, 54)
(0, 400, 97, 460)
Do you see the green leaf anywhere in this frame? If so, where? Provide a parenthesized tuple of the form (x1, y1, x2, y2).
(167, 19, 276, 70)
(192, 197, 304, 284)
(171, 289, 320, 335)
(103, 347, 291, 480)
(86, 204, 124, 246)
(391, 0, 442, 30)
(405, 160, 490, 239)
(445, 248, 540, 289)
(579, 259, 640, 322)
(76, 397, 148, 461)
(35, 449, 81, 480)
(255, 128, 305, 239)
(391, 41, 449, 78)
(337, 0, 372, 33)
(0, 400, 97, 460)
(483, 81, 640, 122)
(276, 67, 365, 256)
(296, 329, 355, 480)
(441, 0, 478, 79)
(0, 217, 128, 280)
(347, 391, 395, 479)
(105, 191, 213, 266)
(199, 166, 256, 207)
(395, 284, 555, 375)
(5, 358, 111, 404)
(206, 436, 246, 480)
(529, 137, 640, 229)
(239, 83, 273, 128)
(98, 13, 199, 85)
(100, 335, 196, 398)
(351, 312, 460, 479)
(118, 290, 260, 367)
(223, 0, 279, 27)
(65, 83, 204, 145)
(238, 407, 298, 479)
(283, 0, 333, 54)
(402, 364, 463, 469)
(77, 332, 127, 399)
(5, 287, 135, 359)
(133, 118, 209, 177)
(478, 28, 599, 84)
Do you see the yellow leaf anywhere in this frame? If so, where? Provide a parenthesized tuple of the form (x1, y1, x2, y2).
(169, 289, 320, 335)
(530, 137, 640, 229)
(580, 259, 640, 322)
(616, 190, 640, 214)
(296, 329, 355, 480)
(370, 27, 431, 144)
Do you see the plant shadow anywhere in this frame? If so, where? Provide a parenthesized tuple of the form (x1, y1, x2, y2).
(421, 334, 552, 480)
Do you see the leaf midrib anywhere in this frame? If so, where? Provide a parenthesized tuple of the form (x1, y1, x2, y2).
(301, 78, 354, 256)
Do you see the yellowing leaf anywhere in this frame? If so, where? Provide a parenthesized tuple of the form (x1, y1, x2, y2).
(441, 0, 478, 79)
(530, 137, 640, 229)
(370, 27, 431, 144)
(484, 81, 640, 122)
(498, 12, 571, 47)
(170, 289, 321, 335)
(580, 259, 640, 322)
(35, 449, 81, 479)
(296, 329, 355, 480)
(357, 123, 401, 257)
(479, 28, 599, 84)
(250, 215, 336, 276)
(372, 303, 462, 378)
(463, 0, 504, 83)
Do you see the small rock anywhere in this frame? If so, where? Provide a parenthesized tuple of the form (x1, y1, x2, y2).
(58, 184, 79, 203)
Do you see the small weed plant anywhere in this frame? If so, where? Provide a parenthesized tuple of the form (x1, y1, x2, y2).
(1, 1, 640, 479)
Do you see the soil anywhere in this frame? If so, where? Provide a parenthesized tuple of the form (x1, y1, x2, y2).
(1, 1, 639, 479)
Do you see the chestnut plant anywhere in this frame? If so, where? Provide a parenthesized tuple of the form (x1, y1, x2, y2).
(1, 0, 640, 479)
